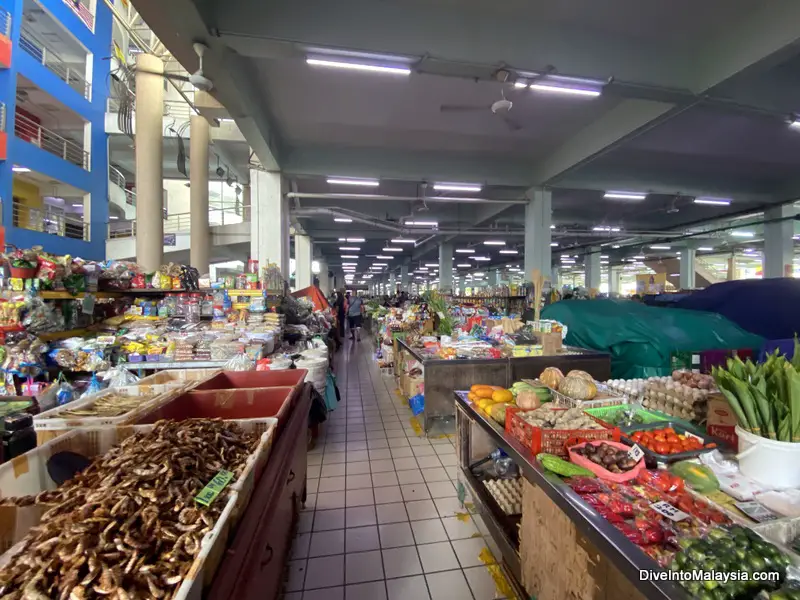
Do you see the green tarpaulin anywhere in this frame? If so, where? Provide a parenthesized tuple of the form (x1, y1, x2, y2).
(541, 299, 764, 378)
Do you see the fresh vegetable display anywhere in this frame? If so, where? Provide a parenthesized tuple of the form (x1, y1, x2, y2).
(511, 380, 551, 409)
(712, 347, 800, 442)
(537, 452, 596, 478)
(670, 526, 790, 599)
(559, 375, 598, 401)
(629, 426, 717, 456)
(571, 442, 640, 474)
(539, 366, 565, 390)
(517, 405, 605, 430)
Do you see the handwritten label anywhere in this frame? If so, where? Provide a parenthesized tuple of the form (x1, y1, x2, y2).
(649, 501, 689, 522)
(627, 444, 644, 462)
(195, 469, 234, 507)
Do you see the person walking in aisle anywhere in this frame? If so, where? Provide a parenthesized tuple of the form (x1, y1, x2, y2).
(334, 291, 346, 340)
(346, 292, 364, 341)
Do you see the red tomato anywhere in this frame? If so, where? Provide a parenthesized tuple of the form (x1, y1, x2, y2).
(653, 442, 670, 455)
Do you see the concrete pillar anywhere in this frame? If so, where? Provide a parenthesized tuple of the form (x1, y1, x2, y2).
(679, 248, 696, 289)
(727, 254, 736, 281)
(609, 266, 621, 294)
(250, 170, 289, 280)
(488, 270, 498, 287)
(551, 266, 561, 291)
(764, 205, 795, 278)
(241, 184, 251, 221)
(439, 242, 453, 292)
(523, 189, 552, 282)
(317, 259, 330, 295)
(389, 272, 396, 294)
(295, 235, 313, 289)
(135, 54, 164, 272)
(400, 265, 409, 290)
(585, 247, 601, 291)
(189, 115, 210, 275)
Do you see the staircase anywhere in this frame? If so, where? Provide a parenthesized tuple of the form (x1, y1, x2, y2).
(644, 257, 723, 289)
(109, 166, 135, 220)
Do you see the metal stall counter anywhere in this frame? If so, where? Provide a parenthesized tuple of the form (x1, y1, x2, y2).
(454, 392, 687, 600)
(396, 338, 612, 435)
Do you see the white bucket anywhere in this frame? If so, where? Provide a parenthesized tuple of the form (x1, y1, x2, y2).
(736, 426, 800, 490)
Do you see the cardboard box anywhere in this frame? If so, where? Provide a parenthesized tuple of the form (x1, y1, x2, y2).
(707, 393, 738, 447)
(405, 376, 424, 398)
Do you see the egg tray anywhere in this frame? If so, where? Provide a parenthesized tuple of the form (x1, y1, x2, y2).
(463, 467, 522, 548)
(482, 477, 523, 516)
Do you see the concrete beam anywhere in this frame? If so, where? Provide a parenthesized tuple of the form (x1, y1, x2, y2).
(129, 0, 281, 170)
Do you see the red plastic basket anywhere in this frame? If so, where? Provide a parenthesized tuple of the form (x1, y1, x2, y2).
(9, 266, 36, 279)
(505, 406, 620, 457)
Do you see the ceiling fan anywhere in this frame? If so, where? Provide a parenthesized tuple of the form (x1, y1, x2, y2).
(134, 42, 214, 92)
(439, 70, 523, 131)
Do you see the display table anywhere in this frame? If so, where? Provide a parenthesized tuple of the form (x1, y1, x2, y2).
(454, 392, 687, 600)
(398, 338, 611, 434)
(208, 382, 310, 600)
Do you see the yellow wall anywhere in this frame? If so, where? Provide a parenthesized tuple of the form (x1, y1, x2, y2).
(12, 178, 42, 229)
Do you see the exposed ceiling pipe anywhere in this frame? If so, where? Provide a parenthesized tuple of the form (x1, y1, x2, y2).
(286, 192, 528, 205)
(292, 208, 403, 233)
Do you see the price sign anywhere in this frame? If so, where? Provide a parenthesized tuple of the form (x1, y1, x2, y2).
(195, 469, 234, 507)
(685, 431, 704, 442)
(627, 444, 645, 462)
(650, 501, 689, 522)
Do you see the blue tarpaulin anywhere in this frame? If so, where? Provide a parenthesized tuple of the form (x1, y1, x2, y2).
(675, 279, 800, 340)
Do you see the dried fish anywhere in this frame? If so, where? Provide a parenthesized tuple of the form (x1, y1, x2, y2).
(0, 420, 258, 598)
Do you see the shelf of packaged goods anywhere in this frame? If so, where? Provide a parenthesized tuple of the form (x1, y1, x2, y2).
(38, 328, 92, 342)
(454, 391, 687, 600)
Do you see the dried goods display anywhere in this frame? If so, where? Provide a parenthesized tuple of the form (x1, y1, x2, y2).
(44, 390, 159, 418)
(516, 405, 605, 430)
(571, 442, 640, 474)
(0, 419, 259, 598)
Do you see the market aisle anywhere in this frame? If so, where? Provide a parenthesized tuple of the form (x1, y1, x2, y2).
(285, 338, 511, 600)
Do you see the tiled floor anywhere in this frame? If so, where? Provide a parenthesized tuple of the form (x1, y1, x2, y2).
(286, 337, 508, 600)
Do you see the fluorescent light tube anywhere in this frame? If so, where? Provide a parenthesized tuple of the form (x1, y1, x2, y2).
(72, 204, 83, 208)
(731, 231, 754, 237)
(110, 216, 118, 220)
(339, 247, 361, 251)
(404, 221, 438, 226)
(472, 257, 490, 261)
(499, 250, 518, 254)
(790, 120, 800, 130)
(483, 241, 505, 246)
(376, 255, 393, 260)
(550, 242, 559, 247)
(455, 249, 475, 254)
(632, 255, 646, 259)
(307, 58, 411, 76)
(334, 218, 353, 223)
(341, 255, 359, 259)
(698, 247, 714, 251)
(694, 197, 731, 206)
(530, 83, 601, 97)
(12, 166, 30, 173)
(425, 263, 438, 267)
(382, 247, 402, 252)
(417, 268, 428, 272)
(342, 262, 358, 266)
(650, 245, 672, 250)
(326, 177, 380, 187)
(373, 263, 388, 266)
(391, 239, 416, 244)
(604, 191, 647, 200)
(433, 183, 482, 192)
(347, 238, 366, 242)
(456, 263, 471, 268)
(513, 82, 528, 89)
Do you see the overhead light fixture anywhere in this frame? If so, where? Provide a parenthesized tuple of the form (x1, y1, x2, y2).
(110, 216, 119, 220)
(731, 231, 755, 238)
(373, 263, 388, 266)
(561, 259, 576, 264)
(499, 250, 518, 254)
(650, 245, 672, 250)
(530, 83, 601, 97)
(307, 58, 411, 76)
(342, 262, 358, 266)
(339, 246, 361, 251)
(455, 249, 475, 254)
(604, 191, 647, 201)
(550, 225, 555, 229)
(592, 226, 622, 232)
(382, 247, 402, 252)
(347, 238, 365, 243)
(483, 240, 505, 246)
(550, 242, 559, 247)
(12, 166, 30, 173)
(471, 257, 491, 261)
(612, 244, 620, 249)
(790, 119, 800, 130)
(425, 263, 438, 267)
(341, 255, 359, 259)
(698, 247, 714, 251)
(376, 255, 393, 260)
(71, 203, 83, 208)
(417, 267, 429, 272)
(433, 182, 482, 193)
(513, 81, 528, 89)
(404, 220, 438, 227)
(326, 177, 380, 187)
(391, 238, 416, 244)
(456, 263, 471, 268)
(334, 218, 353, 223)
(632, 255, 646, 260)
(693, 197, 732, 206)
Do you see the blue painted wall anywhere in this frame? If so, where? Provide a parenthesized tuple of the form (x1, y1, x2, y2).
(0, 0, 111, 259)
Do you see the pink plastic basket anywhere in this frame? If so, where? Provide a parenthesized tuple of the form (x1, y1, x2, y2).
(567, 440, 645, 482)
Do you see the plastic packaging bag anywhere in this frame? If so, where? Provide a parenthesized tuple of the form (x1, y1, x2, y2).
(101, 365, 139, 388)
(56, 377, 75, 406)
(80, 372, 103, 398)
(409, 394, 424, 416)
(224, 353, 254, 371)
(669, 461, 720, 493)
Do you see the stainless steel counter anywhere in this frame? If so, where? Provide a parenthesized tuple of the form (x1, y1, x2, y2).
(454, 391, 687, 600)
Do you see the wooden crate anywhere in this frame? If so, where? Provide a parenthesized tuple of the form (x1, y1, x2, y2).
(520, 479, 645, 600)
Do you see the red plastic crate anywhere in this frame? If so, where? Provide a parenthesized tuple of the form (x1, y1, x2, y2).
(192, 369, 307, 392)
(505, 406, 620, 457)
(137, 386, 296, 433)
